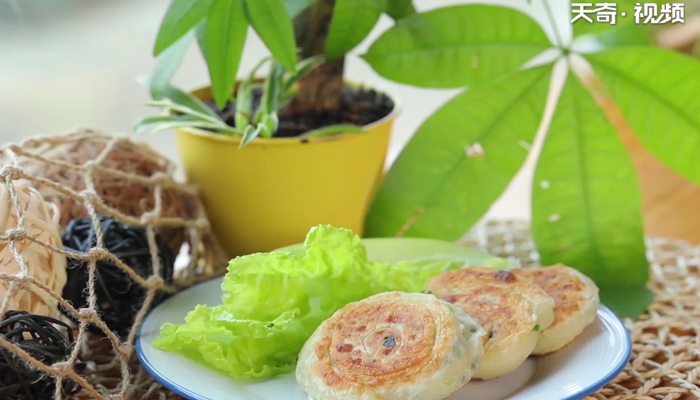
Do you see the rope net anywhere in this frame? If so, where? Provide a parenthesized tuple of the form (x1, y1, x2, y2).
(0, 128, 227, 400)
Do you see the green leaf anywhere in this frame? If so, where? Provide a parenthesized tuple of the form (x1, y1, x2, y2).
(155, 305, 301, 378)
(300, 124, 366, 138)
(154, 0, 216, 56)
(137, 120, 242, 135)
(381, 260, 464, 293)
(153, 226, 387, 378)
(587, 48, 700, 185)
(385, 0, 415, 20)
(133, 115, 198, 133)
(595, 23, 654, 48)
(201, 0, 249, 109)
(282, 0, 316, 18)
(243, 0, 298, 73)
(600, 285, 654, 319)
(138, 76, 219, 118)
(143, 100, 225, 126)
(154, 122, 237, 135)
(195, 21, 208, 56)
(162, 89, 216, 117)
(325, 0, 386, 60)
(234, 73, 256, 129)
(365, 65, 552, 239)
(150, 33, 193, 99)
(361, 5, 551, 88)
(276, 236, 503, 267)
(531, 73, 650, 318)
(240, 124, 263, 147)
(258, 113, 279, 138)
(259, 62, 285, 117)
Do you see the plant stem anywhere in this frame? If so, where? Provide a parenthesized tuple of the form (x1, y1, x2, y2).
(542, 0, 565, 49)
(286, 0, 344, 115)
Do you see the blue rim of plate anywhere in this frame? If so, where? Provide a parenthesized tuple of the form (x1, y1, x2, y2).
(135, 279, 632, 400)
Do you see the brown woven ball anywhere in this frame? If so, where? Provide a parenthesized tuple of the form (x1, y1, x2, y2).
(14, 134, 189, 254)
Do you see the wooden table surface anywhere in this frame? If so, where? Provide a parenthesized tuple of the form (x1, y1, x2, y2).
(633, 147, 700, 245)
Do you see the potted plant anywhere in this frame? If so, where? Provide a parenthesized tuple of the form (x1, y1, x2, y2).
(140, 0, 700, 319)
(138, 0, 405, 257)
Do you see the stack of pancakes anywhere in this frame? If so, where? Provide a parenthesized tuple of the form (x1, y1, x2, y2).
(296, 264, 600, 400)
(427, 264, 599, 380)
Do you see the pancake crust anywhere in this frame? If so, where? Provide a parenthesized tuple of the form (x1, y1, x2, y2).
(295, 292, 486, 400)
(427, 275, 539, 380)
(513, 264, 599, 355)
(427, 267, 555, 331)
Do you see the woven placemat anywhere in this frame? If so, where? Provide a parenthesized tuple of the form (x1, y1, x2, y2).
(75, 220, 700, 400)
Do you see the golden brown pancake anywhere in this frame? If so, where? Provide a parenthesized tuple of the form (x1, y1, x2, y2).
(427, 275, 540, 380)
(427, 267, 555, 331)
(295, 292, 486, 400)
(513, 264, 599, 354)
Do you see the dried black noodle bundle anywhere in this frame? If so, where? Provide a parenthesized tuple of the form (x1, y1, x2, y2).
(60, 215, 175, 337)
(0, 311, 84, 400)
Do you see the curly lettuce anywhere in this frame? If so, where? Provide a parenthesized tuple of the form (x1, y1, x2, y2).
(154, 225, 494, 379)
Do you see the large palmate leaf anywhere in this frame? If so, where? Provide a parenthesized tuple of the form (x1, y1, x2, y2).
(362, 5, 551, 88)
(364, 65, 552, 239)
(532, 73, 650, 318)
(154, 0, 216, 56)
(243, 0, 298, 73)
(201, 0, 248, 108)
(587, 48, 700, 185)
(325, 0, 386, 60)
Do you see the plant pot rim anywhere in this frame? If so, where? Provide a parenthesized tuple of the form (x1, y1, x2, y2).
(176, 80, 402, 147)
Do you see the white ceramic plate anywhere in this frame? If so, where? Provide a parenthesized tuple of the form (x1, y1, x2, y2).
(136, 240, 631, 400)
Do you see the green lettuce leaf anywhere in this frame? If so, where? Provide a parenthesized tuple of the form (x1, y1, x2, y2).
(155, 225, 473, 379)
(380, 260, 462, 293)
(155, 306, 300, 377)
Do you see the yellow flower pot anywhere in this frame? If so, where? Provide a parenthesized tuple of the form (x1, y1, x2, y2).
(174, 85, 400, 257)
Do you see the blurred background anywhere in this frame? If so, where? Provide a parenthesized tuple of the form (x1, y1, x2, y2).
(2, 0, 700, 241)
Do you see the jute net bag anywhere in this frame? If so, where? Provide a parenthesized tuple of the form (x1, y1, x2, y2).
(0, 128, 228, 400)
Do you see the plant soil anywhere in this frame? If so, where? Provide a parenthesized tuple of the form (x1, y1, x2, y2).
(204, 85, 394, 138)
